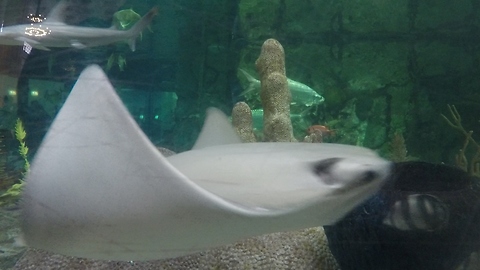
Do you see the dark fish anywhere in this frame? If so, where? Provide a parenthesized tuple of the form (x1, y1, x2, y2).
(324, 161, 480, 270)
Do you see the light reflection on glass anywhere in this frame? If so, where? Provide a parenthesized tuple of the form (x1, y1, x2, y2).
(26, 14, 45, 23)
(24, 26, 51, 37)
(24, 14, 51, 37)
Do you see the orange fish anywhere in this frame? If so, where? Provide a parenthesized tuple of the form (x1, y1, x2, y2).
(307, 125, 335, 137)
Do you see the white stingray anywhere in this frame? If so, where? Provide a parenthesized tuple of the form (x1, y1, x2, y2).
(20, 65, 392, 261)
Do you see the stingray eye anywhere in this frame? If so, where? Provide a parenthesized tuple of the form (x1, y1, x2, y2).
(359, 170, 378, 183)
(313, 158, 343, 176)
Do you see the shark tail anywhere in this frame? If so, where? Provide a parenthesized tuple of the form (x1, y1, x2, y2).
(238, 68, 258, 96)
(126, 7, 159, 52)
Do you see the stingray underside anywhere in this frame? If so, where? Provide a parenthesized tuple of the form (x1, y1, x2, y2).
(20, 65, 357, 260)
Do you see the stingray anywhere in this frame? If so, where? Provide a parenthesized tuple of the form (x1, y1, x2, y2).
(20, 65, 392, 261)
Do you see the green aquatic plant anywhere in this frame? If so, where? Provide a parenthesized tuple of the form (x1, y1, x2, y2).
(0, 119, 28, 205)
(0, 181, 23, 203)
(15, 118, 29, 176)
(441, 104, 480, 177)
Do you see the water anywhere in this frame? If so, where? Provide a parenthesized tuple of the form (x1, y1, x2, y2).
(0, 0, 479, 269)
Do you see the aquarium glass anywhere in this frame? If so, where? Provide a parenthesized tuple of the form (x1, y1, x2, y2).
(0, 0, 479, 269)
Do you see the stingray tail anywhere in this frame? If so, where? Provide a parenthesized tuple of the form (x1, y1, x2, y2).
(126, 7, 158, 52)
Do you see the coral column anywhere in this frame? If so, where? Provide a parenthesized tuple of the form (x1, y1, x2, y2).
(255, 39, 296, 142)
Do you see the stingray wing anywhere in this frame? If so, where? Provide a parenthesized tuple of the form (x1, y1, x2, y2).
(20, 65, 265, 260)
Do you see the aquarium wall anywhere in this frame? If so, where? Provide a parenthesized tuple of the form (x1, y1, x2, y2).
(236, 0, 480, 164)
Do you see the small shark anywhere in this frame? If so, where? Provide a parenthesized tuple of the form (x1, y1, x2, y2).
(0, 3, 157, 51)
(239, 68, 325, 107)
(20, 65, 391, 261)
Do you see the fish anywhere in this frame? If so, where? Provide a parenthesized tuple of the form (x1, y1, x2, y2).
(113, 8, 142, 30)
(20, 65, 391, 261)
(112, 8, 152, 41)
(307, 125, 336, 137)
(238, 68, 325, 107)
(305, 125, 336, 143)
(325, 161, 480, 270)
(0, 2, 157, 51)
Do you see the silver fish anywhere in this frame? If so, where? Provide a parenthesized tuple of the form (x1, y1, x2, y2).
(239, 68, 325, 107)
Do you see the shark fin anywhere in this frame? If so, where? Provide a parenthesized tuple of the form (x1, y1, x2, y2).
(192, 108, 242, 150)
(15, 37, 50, 51)
(70, 40, 87, 49)
(126, 6, 158, 51)
(44, 0, 68, 24)
(127, 38, 136, 52)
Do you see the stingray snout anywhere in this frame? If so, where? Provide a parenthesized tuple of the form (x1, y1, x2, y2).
(312, 157, 392, 191)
